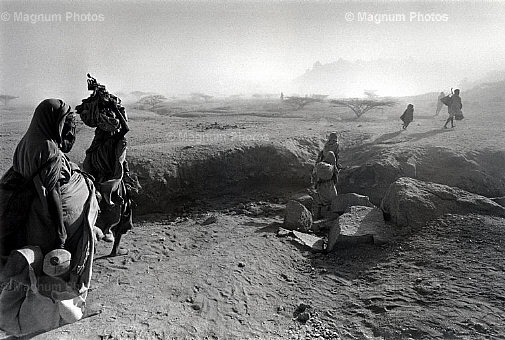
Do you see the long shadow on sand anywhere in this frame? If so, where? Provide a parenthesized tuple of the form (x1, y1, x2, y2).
(373, 128, 451, 145)
(373, 131, 403, 144)
(406, 128, 452, 143)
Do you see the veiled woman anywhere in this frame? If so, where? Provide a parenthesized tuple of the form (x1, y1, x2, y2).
(0, 99, 99, 336)
(400, 104, 414, 129)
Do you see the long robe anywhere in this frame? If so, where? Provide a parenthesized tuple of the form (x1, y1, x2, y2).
(83, 128, 133, 236)
(400, 107, 414, 125)
(449, 94, 462, 116)
(0, 99, 98, 336)
(1, 99, 69, 255)
(315, 151, 338, 205)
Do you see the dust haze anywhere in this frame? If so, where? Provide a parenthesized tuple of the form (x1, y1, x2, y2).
(3, 1, 505, 339)
(1, 0, 505, 105)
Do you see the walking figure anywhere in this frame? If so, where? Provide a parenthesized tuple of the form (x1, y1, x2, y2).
(76, 75, 138, 256)
(444, 89, 462, 129)
(400, 104, 414, 129)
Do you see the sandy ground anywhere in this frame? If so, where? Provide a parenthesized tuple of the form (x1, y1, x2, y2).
(16, 211, 505, 340)
(1, 99, 505, 339)
(2, 100, 504, 176)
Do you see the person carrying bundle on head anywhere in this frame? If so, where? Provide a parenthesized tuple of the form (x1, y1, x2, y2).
(76, 74, 139, 257)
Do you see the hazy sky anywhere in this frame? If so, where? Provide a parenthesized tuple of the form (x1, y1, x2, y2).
(1, 0, 505, 103)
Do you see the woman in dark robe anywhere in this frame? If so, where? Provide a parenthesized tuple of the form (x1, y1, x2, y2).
(81, 102, 133, 256)
(400, 104, 414, 129)
(0, 99, 99, 336)
(312, 132, 342, 219)
(0, 99, 98, 255)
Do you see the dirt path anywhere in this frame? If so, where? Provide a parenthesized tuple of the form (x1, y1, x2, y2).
(23, 208, 505, 340)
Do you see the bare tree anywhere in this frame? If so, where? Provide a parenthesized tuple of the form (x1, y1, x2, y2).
(311, 94, 329, 100)
(284, 96, 321, 110)
(363, 90, 378, 98)
(114, 91, 128, 98)
(130, 91, 157, 109)
(0, 95, 19, 106)
(138, 95, 167, 110)
(264, 93, 278, 99)
(330, 98, 396, 118)
(190, 92, 213, 102)
(131, 91, 152, 98)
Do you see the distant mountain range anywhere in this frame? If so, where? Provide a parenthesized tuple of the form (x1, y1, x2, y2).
(401, 79, 505, 105)
(464, 79, 505, 103)
(292, 58, 503, 98)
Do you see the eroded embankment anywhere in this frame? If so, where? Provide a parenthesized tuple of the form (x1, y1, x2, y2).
(128, 138, 322, 214)
(339, 146, 505, 206)
(127, 137, 505, 215)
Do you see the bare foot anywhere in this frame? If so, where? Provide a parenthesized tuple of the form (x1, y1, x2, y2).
(110, 247, 129, 257)
(103, 232, 114, 243)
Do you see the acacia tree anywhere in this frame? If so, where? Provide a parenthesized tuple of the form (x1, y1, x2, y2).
(114, 91, 128, 98)
(284, 96, 321, 110)
(138, 95, 167, 110)
(311, 94, 329, 100)
(190, 92, 213, 102)
(131, 91, 153, 99)
(264, 93, 278, 99)
(252, 93, 277, 99)
(330, 98, 396, 118)
(0, 95, 18, 106)
(363, 90, 378, 98)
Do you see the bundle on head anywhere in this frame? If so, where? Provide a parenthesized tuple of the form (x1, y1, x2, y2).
(76, 74, 127, 132)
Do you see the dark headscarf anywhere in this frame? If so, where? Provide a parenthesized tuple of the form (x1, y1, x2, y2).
(13, 99, 71, 190)
(323, 132, 338, 156)
(317, 132, 339, 163)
